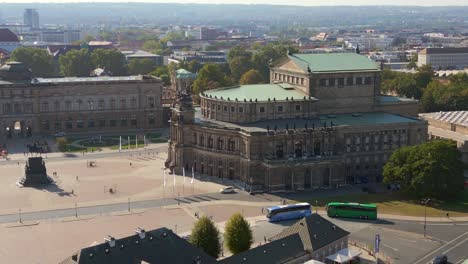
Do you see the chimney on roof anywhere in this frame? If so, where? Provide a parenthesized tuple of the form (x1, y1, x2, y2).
(135, 227, 146, 239)
(105, 235, 116, 247)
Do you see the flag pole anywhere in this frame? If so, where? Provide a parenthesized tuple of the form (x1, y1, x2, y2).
(191, 166, 195, 195)
(119, 136, 122, 152)
(183, 167, 186, 196)
(163, 169, 166, 198)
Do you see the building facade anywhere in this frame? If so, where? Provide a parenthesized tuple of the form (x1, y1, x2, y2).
(166, 53, 426, 192)
(419, 111, 468, 165)
(418, 48, 468, 69)
(0, 62, 163, 139)
(23, 9, 39, 29)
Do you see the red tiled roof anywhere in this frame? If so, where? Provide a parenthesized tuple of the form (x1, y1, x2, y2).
(0, 29, 19, 42)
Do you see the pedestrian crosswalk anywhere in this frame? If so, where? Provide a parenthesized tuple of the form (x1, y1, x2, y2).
(174, 195, 220, 205)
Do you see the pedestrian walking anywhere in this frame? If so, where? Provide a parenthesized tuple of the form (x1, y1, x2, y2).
(130, 162, 132, 167)
(76, 176, 79, 181)
(446, 212, 450, 219)
(264, 236, 267, 243)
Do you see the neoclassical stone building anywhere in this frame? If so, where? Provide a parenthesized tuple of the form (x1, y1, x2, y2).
(167, 53, 427, 192)
(0, 62, 163, 138)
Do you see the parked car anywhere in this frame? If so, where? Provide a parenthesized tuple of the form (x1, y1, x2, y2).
(219, 186, 236, 194)
(432, 254, 448, 264)
(54, 132, 66, 137)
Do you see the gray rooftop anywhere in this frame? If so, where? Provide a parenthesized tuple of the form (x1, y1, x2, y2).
(220, 234, 306, 264)
(270, 214, 350, 252)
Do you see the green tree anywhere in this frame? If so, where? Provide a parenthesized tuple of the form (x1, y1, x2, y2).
(414, 64, 434, 91)
(127, 58, 156, 75)
(193, 64, 231, 94)
(406, 61, 417, 69)
(227, 46, 252, 82)
(9, 47, 54, 77)
(189, 216, 221, 258)
(251, 44, 289, 82)
(230, 56, 253, 82)
(90, 49, 127, 76)
(224, 213, 253, 254)
(240, 69, 264, 85)
(59, 49, 93, 77)
(383, 140, 464, 200)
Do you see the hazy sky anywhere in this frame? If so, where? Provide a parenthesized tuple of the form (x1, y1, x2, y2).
(2, 0, 468, 5)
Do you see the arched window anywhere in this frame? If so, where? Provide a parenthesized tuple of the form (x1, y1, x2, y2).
(276, 144, 284, 159)
(208, 136, 214, 148)
(217, 138, 224, 150)
(200, 135, 205, 146)
(148, 97, 155, 108)
(228, 139, 235, 151)
(295, 141, 303, 158)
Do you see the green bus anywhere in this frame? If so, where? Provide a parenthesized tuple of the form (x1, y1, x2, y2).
(326, 202, 377, 220)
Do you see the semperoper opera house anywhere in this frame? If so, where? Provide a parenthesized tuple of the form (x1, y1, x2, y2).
(167, 53, 427, 192)
(0, 62, 163, 138)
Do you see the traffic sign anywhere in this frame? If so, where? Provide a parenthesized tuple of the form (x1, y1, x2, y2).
(375, 234, 381, 253)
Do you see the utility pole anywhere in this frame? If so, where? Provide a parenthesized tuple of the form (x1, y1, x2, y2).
(422, 198, 430, 237)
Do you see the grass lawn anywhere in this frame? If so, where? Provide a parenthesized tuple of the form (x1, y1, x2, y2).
(296, 190, 468, 217)
(62, 145, 101, 153)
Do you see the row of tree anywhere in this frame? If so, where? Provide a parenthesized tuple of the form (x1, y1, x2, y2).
(189, 213, 253, 258)
(381, 65, 468, 112)
(9, 47, 161, 78)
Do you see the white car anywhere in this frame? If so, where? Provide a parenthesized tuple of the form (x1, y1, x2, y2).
(219, 186, 236, 194)
(54, 132, 66, 137)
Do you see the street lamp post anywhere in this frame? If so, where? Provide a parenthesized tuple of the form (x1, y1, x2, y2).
(422, 198, 430, 237)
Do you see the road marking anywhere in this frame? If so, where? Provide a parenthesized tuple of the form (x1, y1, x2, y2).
(414, 232, 468, 264)
(455, 259, 465, 264)
(442, 236, 468, 255)
(383, 243, 399, 251)
(397, 237, 417, 243)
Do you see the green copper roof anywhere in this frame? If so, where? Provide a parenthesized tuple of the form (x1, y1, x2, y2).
(176, 68, 197, 79)
(203, 83, 310, 101)
(288, 53, 380, 73)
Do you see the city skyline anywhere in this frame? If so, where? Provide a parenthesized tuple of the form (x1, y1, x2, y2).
(0, 0, 467, 6)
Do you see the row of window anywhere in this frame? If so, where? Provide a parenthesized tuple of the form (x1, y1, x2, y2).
(40, 116, 156, 130)
(273, 73, 305, 85)
(318, 76, 372, 87)
(194, 133, 236, 151)
(204, 104, 302, 115)
(2, 97, 156, 114)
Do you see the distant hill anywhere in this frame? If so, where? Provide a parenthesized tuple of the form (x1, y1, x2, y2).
(1, 3, 467, 30)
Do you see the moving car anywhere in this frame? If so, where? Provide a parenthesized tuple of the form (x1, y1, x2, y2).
(219, 186, 235, 194)
(432, 254, 448, 264)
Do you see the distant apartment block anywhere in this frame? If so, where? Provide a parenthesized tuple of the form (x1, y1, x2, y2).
(168, 50, 227, 65)
(418, 48, 468, 69)
(342, 34, 393, 51)
(121, 50, 163, 67)
(40, 29, 82, 44)
(23, 9, 39, 29)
